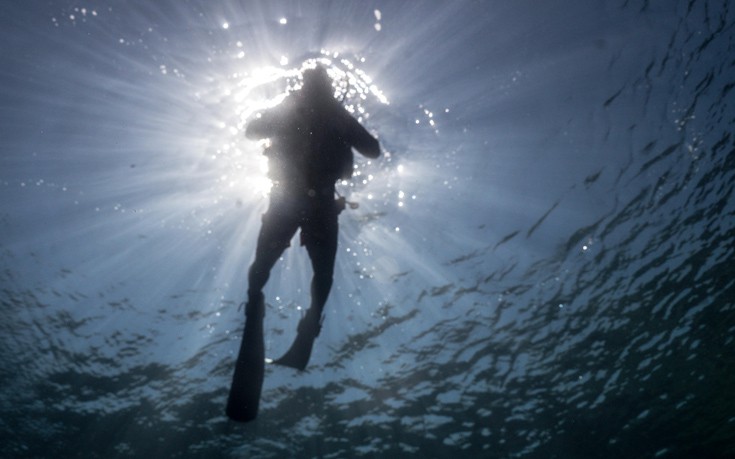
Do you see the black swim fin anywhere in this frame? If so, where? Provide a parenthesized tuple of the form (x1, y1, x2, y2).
(272, 310, 321, 371)
(226, 294, 265, 422)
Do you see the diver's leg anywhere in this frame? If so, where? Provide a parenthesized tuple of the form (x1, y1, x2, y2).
(303, 228, 338, 330)
(246, 211, 299, 312)
(273, 208, 338, 370)
(226, 209, 297, 421)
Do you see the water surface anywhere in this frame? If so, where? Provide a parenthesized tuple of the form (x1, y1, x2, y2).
(1, 1, 733, 457)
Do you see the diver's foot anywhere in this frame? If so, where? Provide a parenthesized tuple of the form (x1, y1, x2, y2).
(272, 311, 321, 371)
(297, 308, 322, 337)
(245, 292, 265, 319)
(226, 295, 266, 422)
(226, 332, 264, 422)
(271, 333, 316, 371)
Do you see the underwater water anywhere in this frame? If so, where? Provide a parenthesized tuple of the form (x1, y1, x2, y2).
(1, 0, 734, 457)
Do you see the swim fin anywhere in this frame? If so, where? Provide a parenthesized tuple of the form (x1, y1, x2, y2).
(226, 294, 265, 422)
(272, 309, 321, 371)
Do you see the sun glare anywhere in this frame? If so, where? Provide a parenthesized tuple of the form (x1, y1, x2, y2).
(198, 51, 391, 210)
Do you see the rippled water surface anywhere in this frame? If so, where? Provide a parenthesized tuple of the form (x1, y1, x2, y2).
(1, 1, 734, 458)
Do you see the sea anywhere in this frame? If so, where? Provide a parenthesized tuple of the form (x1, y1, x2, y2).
(1, 0, 733, 458)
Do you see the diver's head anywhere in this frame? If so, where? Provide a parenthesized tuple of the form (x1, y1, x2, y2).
(301, 65, 333, 98)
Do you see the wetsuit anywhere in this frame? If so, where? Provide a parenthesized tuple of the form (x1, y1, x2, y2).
(245, 88, 379, 366)
(226, 68, 380, 422)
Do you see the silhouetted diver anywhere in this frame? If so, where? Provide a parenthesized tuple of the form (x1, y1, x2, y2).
(226, 65, 380, 422)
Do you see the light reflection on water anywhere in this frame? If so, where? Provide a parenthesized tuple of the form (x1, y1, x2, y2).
(1, 0, 734, 458)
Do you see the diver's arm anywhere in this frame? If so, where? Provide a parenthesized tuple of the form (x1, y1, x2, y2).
(348, 116, 380, 158)
(246, 102, 290, 140)
(245, 114, 272, 140)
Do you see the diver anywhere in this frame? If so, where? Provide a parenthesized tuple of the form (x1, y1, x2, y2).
(226, 65, 380, 422)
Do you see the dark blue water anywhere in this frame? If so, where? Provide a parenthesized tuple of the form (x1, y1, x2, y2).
(1, 1, 734, 457)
